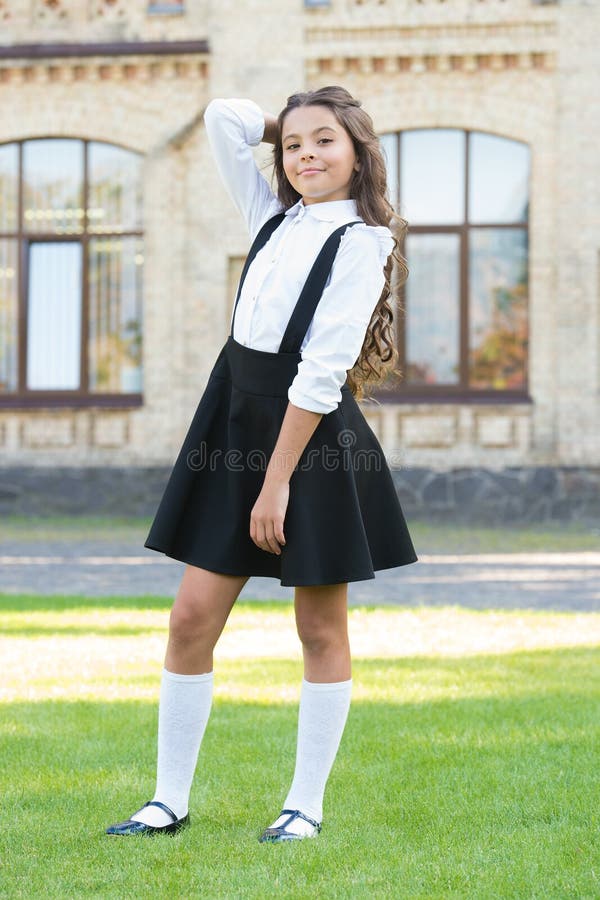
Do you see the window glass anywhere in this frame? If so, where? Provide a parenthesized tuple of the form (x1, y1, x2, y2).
(0, 238, 19, 392)
(469, 133, 529, 223)
(23, 140, 84, 235)
(405, 232, 461, 385)
(469, 227, 528, 389)
(88, 236, 144, 392)
(27, 242, 82, 390)
(401, 129, 465, 225)
(88, 142, 143, 233)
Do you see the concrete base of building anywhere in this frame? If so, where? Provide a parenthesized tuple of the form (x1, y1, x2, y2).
(0, 466, 599, 525)
(391, 466, 600, 526)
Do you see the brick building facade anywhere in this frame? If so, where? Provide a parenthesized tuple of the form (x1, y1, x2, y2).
(0, 0, 598, 522)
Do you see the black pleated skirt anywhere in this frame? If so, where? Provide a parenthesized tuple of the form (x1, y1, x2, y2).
(144, 335, 418, 586)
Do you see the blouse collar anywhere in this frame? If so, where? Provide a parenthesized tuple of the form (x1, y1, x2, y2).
(284, 196, 361, 224)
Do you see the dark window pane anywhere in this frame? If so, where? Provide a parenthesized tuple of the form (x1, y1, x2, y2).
(27, 242, 82, 390)
(88, 143, 143, 234)
(23, 140, 84, 235)
(0, 238, 19, 392)
(469, 133, 529, 224)
(0, 143, 19, 233)
(469, 228, 528, 389)
(88, 237, 144, 392)
(401, 130, 465, 224)
(405, 232, 461, 384)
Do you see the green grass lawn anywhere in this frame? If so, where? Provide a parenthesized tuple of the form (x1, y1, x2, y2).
(1, 595, 599, 898)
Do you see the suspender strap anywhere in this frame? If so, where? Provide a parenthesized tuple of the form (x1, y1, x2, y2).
(229, 211, 286, 338)
(278, 220, 362, 355)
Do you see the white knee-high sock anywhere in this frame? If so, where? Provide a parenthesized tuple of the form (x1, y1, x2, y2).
(131, 668, 214, 827)
(269, 677, 352, 835)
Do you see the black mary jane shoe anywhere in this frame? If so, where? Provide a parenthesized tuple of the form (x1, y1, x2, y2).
(258, 808, 322, 843)
(105, 800, 190, 836)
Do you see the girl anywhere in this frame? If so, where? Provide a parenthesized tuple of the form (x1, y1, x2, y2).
(106, 85, 418, 843)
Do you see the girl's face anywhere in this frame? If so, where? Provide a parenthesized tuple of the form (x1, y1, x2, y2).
(281, 104, 359, 206)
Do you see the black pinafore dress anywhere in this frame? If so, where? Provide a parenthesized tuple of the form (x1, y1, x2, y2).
(144, 211, 418, 586)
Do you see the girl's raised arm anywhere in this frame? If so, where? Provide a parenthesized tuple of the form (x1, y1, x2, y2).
(203, 98, 284, 241)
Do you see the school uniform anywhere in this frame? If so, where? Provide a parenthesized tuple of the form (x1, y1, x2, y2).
(144, 97, 418, 586)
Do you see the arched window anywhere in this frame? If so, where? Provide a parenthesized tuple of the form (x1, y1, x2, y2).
(380, 129, 530, 401)
(0, 138, 143, 406)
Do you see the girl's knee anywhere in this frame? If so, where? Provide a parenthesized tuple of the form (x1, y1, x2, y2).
(169, 595, 212, 645)
(296, 619, 348, 653)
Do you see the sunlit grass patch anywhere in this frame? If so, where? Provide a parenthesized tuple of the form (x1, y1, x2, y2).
(2, 596, 600, 703)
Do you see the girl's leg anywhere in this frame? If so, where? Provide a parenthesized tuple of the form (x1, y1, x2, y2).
(294, 581, 351, 683)
(116, 565, 249, 829)
(265, 582, 352, 838)
(164, 564, 250, 675)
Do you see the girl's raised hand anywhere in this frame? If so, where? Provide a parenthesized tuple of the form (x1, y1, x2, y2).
(250, 478, 289, 555)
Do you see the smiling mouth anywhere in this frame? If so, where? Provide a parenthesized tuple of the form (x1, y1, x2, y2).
(300, 169, 324, 175)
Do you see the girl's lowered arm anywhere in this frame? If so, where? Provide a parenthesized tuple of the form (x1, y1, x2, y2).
(250, 401, 323, 555)
(264, 402, 323, 487)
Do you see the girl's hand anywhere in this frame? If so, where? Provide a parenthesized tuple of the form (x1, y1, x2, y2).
(250, 477, 289, 555)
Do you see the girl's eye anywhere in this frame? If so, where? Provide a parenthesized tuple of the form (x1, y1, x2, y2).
(286, 138, 332, 150)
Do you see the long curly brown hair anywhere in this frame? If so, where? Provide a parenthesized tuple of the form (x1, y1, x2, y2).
(269, 84, 409, 402)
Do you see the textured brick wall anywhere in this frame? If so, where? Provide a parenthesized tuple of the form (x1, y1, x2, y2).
(0, 0, 598, 478)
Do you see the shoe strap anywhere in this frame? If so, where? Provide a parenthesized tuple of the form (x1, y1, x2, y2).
(279, 808, 321, 830)
(142, 800, 179, 822)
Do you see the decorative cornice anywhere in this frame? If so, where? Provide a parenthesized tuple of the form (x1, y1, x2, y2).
(0, 58, 209, 83)
(0, 41, 210, 82)
(306, 22, 558, 42)
(306, 50, 556, 77)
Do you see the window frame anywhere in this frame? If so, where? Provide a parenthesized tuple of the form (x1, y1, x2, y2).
(0, 136, 144, 409)
(372, 127, 532, 406)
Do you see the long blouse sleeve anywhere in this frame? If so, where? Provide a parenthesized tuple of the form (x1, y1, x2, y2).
(288, 224, 394, 415)
(203, 98, 284, 241)
(203, 97, 395, 417)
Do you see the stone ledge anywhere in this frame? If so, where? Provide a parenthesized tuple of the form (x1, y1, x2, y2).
(391, 466, 600, 525)
(0, 466, 598, 525)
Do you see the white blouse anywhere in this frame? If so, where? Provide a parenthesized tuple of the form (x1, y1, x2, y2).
(203, 97, 395, 415)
